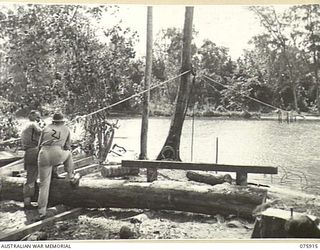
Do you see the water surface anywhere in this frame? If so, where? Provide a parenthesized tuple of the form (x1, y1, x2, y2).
(112, 117, 320, 195)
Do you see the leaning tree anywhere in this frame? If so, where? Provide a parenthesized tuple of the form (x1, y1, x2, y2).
(157, 6, 194, 162)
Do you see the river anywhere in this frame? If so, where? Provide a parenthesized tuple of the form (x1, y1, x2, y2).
(109, 117, 320, 195)
(17, 116, 320, 196)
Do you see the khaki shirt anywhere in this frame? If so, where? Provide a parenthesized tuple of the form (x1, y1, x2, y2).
(39, 124, 71, 149)
(21, 121, 42, 150)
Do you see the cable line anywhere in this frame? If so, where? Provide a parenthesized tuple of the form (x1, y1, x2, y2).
(74, 70, 191, 121)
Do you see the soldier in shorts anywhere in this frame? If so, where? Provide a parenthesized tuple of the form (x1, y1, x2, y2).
(21, 110, 43, 209)
(37, 113, 80, 219)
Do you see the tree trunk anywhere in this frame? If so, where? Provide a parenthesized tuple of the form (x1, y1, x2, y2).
(0, 176, 267, 220)
(282, 46, 299, 112)
(313, 45, 320, 114)
(157, 6, 194, 161)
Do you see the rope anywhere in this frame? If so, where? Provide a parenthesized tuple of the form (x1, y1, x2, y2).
(191, 105, 195, 162)
(74, 70, 191, 121)
(202, 75, 286, 112)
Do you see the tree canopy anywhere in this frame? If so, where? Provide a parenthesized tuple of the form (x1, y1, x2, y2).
(0, 3, 319, 125)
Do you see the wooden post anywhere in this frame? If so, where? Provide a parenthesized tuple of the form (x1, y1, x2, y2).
(277, 110, 282, 123)
(157, 6, 194, 161)
(236, 171, 248, 186)
(140, 6, 152, 160)
(215, 137, 219, 164)
(215, 137, 219, 174)
(140, 6, 154, 181)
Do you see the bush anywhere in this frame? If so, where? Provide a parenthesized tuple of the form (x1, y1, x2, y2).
(0, 98, 19, 140)
(0, 113, 19, 140)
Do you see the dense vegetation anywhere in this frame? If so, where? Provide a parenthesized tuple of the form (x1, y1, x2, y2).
(0, 4, 319, 140)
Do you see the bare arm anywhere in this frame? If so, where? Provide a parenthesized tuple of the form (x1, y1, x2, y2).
(37, 131, 44, 148)
(32, 122, 43, 133)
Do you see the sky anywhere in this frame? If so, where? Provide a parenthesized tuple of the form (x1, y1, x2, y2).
(103, 4, 292, 60)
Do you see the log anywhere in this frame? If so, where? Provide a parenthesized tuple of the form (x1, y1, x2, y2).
(0, 176, 267, 220)
(186, 171, 232, 185)
(101, 165, 139, 178)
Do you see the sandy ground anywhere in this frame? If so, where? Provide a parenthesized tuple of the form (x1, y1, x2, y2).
(0, 200, 253, 240)
(0, 169, 319, 241)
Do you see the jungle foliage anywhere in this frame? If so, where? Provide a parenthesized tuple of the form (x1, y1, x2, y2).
(0, 4, 319, 125)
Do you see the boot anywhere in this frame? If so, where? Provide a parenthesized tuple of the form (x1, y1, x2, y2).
(24, 197, 38, 210)
(69, 173, 81, 188)
(51, 165, 65, 179)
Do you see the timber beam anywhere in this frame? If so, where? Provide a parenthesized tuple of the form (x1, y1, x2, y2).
(122, 160, 278, 185)
(56, 156, 96, 175)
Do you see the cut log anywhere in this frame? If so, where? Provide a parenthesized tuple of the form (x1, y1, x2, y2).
(101, 165, 139, 178)
(186, 171, 232, 185)
(0, 176, 267, 220)
(251, 208, 320, 238)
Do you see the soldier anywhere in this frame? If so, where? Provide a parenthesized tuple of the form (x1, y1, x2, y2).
(21, 110, 43, 209)
(37, 113, 80, 219)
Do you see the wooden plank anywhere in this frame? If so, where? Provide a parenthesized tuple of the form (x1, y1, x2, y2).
(55, 156, 95, 175)
(60, 163, 101, 177)
(0, 157, 22, 167)
(0, 159, 24, 176)
(0, 138, 21, 147)
(0, 156, 95, 177)
(122, 160, 278, 174)
(0, 208, 82, 241)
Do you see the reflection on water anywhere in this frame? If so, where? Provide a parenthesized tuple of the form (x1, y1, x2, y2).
(113, 117, 320, 195)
